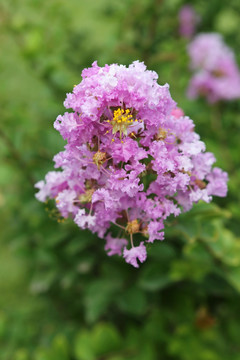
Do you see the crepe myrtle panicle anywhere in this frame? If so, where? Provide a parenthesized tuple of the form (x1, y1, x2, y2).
(35, 61, 228, 268)
(187, 33, 240, 102)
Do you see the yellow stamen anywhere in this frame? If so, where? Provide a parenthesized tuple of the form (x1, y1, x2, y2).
(79, 189, 95, 203)
(106, 107, 141, 141)
(126, 219, 140, 234)
(93, 151, 107, 169)
(156, 128, 168, 141)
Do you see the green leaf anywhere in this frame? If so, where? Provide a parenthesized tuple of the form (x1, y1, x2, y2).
(215, 9, 239, 34)
(51, 335, 69, 360)
(147, 242, 176, 261)
(92, 323, 122, 355)
(84, 279, 122, 323)
(117, 287, 147, 315)
(224, 266, 240, 293)
(138, 263, 173, 291)
(14, 349, 29, 360)
(170, 258, 210, 282)
(74, 330, 95, 360)
(203, 227, 240, 267)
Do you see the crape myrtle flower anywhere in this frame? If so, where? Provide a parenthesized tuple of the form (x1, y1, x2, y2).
(179, 5, 200, 39)
(35, 61, 228, 268)
(187, 33, 240, 102)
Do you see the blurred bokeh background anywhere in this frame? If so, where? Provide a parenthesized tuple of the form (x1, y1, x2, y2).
(1, 0, 240, 359)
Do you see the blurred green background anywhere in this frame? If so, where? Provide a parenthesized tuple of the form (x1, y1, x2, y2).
(1, 0, 240, 359)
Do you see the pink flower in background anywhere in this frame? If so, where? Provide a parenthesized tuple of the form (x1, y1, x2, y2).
(171, 107, 184, 118)
(187, 33, 240, 102)
(35, 61, 228, 267)
(179, 5, 200, 39)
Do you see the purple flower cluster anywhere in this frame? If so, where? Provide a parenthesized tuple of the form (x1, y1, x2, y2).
(179, 5, 199, 39)
(35, 61, 228, 267)
(187, 33, 240, 102)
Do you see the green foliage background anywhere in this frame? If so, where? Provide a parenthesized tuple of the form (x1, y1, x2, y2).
(0, 0, 240, 359)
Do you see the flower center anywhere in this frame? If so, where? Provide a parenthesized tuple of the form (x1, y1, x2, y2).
(78, 189, 95, 203)
(93, 151, 107, 169)
(156, 127, 168, 141)
(211, 69, 225, 78)
(126, 219, 140, 234)
(106, 108, 138, 141)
